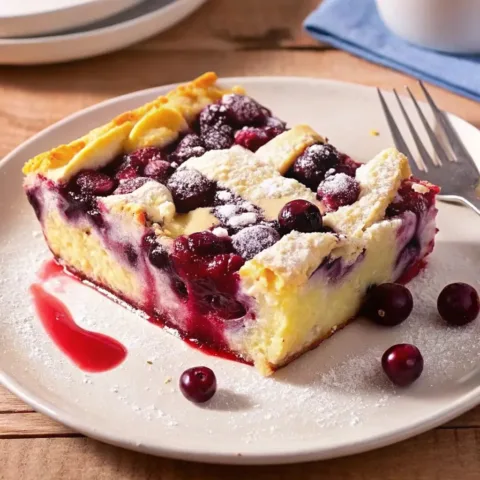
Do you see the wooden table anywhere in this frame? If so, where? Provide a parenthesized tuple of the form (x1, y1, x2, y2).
(1, 1, 479, 478)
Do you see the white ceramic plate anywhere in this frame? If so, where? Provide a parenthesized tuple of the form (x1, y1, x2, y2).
(1, 78, 479, 465)
(0, 0, 206, 65)
(0, 0, 144, 38)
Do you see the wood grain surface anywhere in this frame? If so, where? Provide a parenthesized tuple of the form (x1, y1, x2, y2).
(0, 1, 479, 478)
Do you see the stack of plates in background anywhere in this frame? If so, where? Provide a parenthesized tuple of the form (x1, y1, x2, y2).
(0, 0, 206, 65)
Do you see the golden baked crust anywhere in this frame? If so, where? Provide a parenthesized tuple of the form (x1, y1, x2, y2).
(22, 72, 242, 181)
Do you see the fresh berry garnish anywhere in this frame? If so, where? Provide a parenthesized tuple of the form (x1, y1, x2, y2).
(167, 169, 215, 213)
(437, 283, 479, 326)
(75, 170, 116, 196)
(278, 200, 323, 234)
(317, 173, 361, 212)
(202, 125, 234, 150)
(232, 225, 280, 260)
(199, 104, 230, 133)
(113, 177, 150, 195)
(179, 366, 217, 403)
(363, 283, 413, 326)
(382, 344, 424, 387)
(234, 126, 283, 152)
(291, 143, 341, 190)
(169, 133, 206, 165)
(143, 160, 172, 183)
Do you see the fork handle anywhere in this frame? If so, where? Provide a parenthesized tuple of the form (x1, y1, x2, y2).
(442, 193, 480, 216)
(464, 192, 480, 216)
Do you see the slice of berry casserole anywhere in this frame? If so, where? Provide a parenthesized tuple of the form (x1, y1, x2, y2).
(23, 72, 439, 375)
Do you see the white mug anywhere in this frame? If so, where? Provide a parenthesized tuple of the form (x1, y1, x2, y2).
(376, 0, 480, 54)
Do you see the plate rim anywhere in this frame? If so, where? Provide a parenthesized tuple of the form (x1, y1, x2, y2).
(1, 76, 479, 465)
(0, 0, 204, 45)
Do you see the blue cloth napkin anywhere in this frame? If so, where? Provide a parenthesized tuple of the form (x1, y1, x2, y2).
(304, 0, 480, 102)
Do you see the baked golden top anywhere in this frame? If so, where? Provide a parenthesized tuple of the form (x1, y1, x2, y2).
(22, 72, 242, 181)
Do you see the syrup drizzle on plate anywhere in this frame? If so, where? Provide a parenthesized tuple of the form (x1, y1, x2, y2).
(31, 260, 127, 373)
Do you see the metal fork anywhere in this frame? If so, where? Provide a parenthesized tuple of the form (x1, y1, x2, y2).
(377, 81, 480, 216)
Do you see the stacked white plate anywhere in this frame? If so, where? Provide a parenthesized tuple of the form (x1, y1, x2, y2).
(0, 0, 206, 65)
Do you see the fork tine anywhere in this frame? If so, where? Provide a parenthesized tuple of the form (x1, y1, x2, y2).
(393, 89, 433, 172)
(405, 86, 450, 166)
(377, 89, 424, 179)
(377, 88, 415, 163)
(419, 81, 479, 174)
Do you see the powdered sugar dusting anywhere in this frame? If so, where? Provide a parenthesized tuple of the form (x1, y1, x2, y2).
(1, 200, 479, 451)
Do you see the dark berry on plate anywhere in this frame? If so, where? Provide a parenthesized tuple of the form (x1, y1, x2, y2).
(278, 200, 323, 234)
(179, 366, 217, 403)
(167, 169, 215, 213)
(317, 173, 360, 212)
(232, 225, 280, 260)
(75, 170, 116, 196)
(222, 94, 267, 126)
(143, 160, 172, 183)
(234, 126, 283, 152)
(291, 143, 341, 190)
(114, 177, 150, 195)
(382, 344, 424, 387)
(202, 125, 234, 150)
(170, 133, 206, 165)
(437, 282, 479, 326)
(363, 283, 413, 326)
(199, 103, 230, 132)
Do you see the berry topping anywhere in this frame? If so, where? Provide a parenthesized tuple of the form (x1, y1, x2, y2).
(265, 115, 286, 129)
(179, 366, 217, 403)
(199, 103, 230, 131)
(180, 231, 233, 257)
(113, 177, 150, 195)
(75, 170, 116, 196)
(167, 169, 215, 213)
(172, 232, 242, 280)
(336, 156, 361, 177)
(143, 160, 172, 183)
(234, 126, 283, 152)
(291, 143, 341, 190)
(148, 243, 169, 270)
(363, 283, 413, 326)
(170, 133, 206, 165)
(202, 125, 234, 150)
(437, 283, 479, 326)
(205, 253, 245, 280)
(386, 180, 438, 218)
(278, 200, 323, 234)
(232, 225, 280, 260)
(317, 173, 361, 212)
(222, 94, 268, 126)
(382, 344, 424, 387)
(127, 147, 163, 166)
(115, 165, 139, 181)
